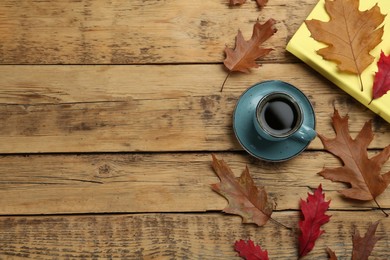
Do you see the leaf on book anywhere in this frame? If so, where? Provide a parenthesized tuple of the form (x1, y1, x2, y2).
(224, 19, 277, 73)
(373, 51, 390, 100)
(352, 222, 381, 260)
(210, 154, 273, 226)
(298, 184, 331, 257)
(234, 239, 269, 260)
(318, 109, 390, 201)
(305, 0, 385, 90)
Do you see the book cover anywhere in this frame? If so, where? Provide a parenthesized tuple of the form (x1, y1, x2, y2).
(286, 0, 390, 123)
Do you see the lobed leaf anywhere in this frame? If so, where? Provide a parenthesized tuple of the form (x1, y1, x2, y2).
(210, 154, 273, 226)
(298, 184, 331, 257)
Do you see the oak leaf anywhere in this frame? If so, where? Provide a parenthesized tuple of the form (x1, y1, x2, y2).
(256, 0, 268, 9)
(210, 154, 273, 226)
(234, 239, 269, 260)
(318, 109, 390, 203)
(326, 247, 338, 260)
(373, 51, 390, 100)
(352, 221, 381, 260)
(228, 0, 268, 9)
(224, 19, 277, 74)
(305, 0, 385, 91)
(229, 0, 246, 5)
(298, 184, 331, 257)
(326, 222, 381, 260)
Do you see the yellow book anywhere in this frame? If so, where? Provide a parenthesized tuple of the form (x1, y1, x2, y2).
(286, 0, 390, 123)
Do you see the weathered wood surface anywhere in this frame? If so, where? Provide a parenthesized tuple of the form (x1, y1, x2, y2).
(1, 64, 389, 153)
(0, 0, 316, 64)
(0, 152, 389, 215)
(1, 0, 390, 259)
(0, 212, 389, 259)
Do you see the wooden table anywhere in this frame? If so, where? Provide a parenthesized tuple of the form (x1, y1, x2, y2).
(0, 0, 389, 259)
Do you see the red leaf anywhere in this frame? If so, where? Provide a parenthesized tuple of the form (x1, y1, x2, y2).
(298, 184, 331, 257)
(373, 51, 390, 99)
(234, 239, 269, 260)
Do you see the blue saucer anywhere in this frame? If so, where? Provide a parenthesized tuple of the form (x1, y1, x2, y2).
(233, 80, 316, 162)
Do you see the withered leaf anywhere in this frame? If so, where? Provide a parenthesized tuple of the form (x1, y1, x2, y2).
(326, 222, 381, 260)
(224, 19, 277, 73)
(326, 247, 338, 260)
(318, 109, 390, 201)
(228, 0, 268, 8)
(305, 0, 385, 90)
(352, 222, 381, 260)
(256, 0, 268, 9)
(229, 0, 246, 5)
(210, 154, 273, 226)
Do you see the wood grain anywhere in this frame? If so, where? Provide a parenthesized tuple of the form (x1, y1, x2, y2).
(1, 64, 389, 153)
(0, 212, 388, 259)
(0, 0, 317, 64)
(1, 0, 390, 258)
(0, 152, 389, 215)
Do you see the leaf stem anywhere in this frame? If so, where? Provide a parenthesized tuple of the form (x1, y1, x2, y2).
(358, 74, 364, 92)
(373, 198, 389, 217)
(220, 71, 231, 92)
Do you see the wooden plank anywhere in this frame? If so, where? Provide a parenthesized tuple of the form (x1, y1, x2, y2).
(0, 211, 388, 259)
(0, 152, 389, 215)
(1, 64, 389, 153)
(0, 0, 317, 64)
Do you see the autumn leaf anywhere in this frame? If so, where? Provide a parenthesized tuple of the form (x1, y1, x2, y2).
(228, 0, 268, 8)
(224, 19, 276, 73)
(229, 0, 246, 5)
(318, 109, 390, 209)
(234, 239, 269, 260)
(326, 222, 381, 259)
(326, 247, 338, 260)
(221, 19, 277, 91)
(372, 51, 390, 100)
(256, 0, 268, 9)
(352, 222, 381, 260)
(298, 184, 331, 257)
(305, 0, 385, 91)
(210, 154, 273, 226)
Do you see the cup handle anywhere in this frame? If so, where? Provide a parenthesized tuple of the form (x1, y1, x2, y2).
(291, 125, 316, 142)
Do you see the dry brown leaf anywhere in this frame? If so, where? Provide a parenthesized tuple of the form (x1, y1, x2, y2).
(229, 0, 246, 5)
(224, 19, 276, 73)
(305, 0, 385, 90)
(352, 222, 381, 260)
(318, 109, 390, 202)
(326, 247, 338, 260)
(256, 0, 268, 9)
(210, 154, 273, 226)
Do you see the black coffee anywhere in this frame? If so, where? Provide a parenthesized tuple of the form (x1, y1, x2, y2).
(261, 98, 298, 135)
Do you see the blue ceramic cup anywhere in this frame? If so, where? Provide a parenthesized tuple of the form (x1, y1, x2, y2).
(233, 80, 317, 161)
(253, 91, 316, 142)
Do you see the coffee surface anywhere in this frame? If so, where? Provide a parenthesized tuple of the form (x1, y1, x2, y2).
(262, 98, 297, 134)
